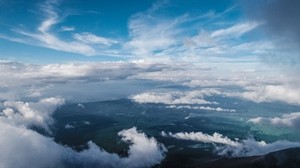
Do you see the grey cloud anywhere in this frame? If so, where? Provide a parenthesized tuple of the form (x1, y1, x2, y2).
(243, 0, 300, 69)
(248, 112, 300, 128)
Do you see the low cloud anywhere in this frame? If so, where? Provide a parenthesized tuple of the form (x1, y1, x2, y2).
(249, 112, 300, 128)
(240, 85, 300, 105)
(167, 105, 236, 112)
(1, 97, 64, 132)
(162, 131, 300, 157)
(0, 120, 166, 168)
(131, 90, 219, 105)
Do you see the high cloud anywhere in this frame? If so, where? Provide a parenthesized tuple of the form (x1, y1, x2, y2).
(162, 131, 300, 157)
(249, 112, 300, 128)
(3, 0, 120, 57)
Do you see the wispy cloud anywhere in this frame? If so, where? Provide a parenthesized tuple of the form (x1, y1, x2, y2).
(60, 26, 75, 32)
(74, 32, 118, 46)
(3, 0, 120, 57)
(210, 21, 261, 39)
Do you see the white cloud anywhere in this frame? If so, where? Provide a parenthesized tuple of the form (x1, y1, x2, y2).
(60, 26, 75, 32)
(162, 131, 300, 157)
(2, 97, 64, 132)
(0, 61, 165, 101)
(240, 85, 300, 105)
(162, 131, 239, 146)
(5, 0, 120, 57)
(131, 90, 219, 105)
(74, 32, 118, 46)
(211, 21, 261, 38)
(0, 120, 166, 168)
(125, 8, 180, 57)
(64, 124, 74, 129)
(249, 112, 300, 128)
(167, 105, 236, 112)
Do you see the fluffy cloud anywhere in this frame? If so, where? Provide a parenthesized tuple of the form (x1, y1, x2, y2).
(131, 90, 219, 105)
(0, 121, 166, 168)
(161, 131, 238, 146)
(162, 131, 300, 157)
(248, 112, 300, 128)
(240, 85, 300, 105)
(1, 97, 64, 132)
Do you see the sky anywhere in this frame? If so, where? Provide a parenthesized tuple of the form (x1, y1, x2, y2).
(0, 1, 300, 168)
(0, 0, 284, 64)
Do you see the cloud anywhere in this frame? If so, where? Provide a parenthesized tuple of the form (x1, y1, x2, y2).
(210, 21, 260, 38)
(240, 85, 300, 105)
(249, 112, 300, 128)
(131, 90, 219, 105)
(243, 0, 300, 69)
(2, 0, 120, 57)
(64, 124, 74, 129)
(60, 26, 75, 32)
(125, 2, 181, 57)
(74, 32, 118, 46)
(0, 120, 166, 168)
(162, 131, 300, 157)
(0, 61, 167, 101)
(2, 97, 64, 132)
(167, 105, 236, 112)
(162, 131, 239, 146)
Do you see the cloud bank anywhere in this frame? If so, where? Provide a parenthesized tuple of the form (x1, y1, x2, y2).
(249, 112, 300, 128)
(0, 119, 166, 168)
(131, 90, 219, 105)
(162, 131, 300, 157)
(0, 96, 166, 168)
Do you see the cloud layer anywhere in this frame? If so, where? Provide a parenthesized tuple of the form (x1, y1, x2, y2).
(162, 131, 300, 157)
(249, 112, 300, 128)
(0, 118, 166, 168)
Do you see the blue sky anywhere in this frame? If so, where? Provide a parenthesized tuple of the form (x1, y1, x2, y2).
(0, 0, 273, 64)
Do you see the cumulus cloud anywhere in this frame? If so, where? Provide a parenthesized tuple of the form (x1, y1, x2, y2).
(0, 120, 166, 168)
(131, 90, 219, 105)
(249, 112, 300, 128)
(1, 97, 64, 132)
(162, 131, 300, 157)
(240, 85, 300, 105)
